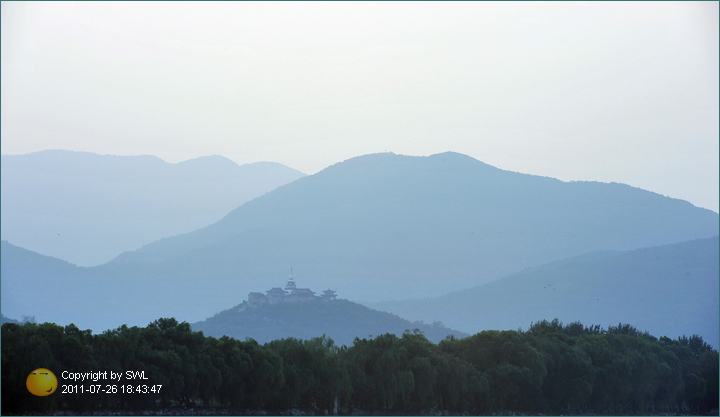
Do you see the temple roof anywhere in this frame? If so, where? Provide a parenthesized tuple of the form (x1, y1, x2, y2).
(267, 287, 288, 295)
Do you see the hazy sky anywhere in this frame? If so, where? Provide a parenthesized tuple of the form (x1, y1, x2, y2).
(2, 2, 718, 212)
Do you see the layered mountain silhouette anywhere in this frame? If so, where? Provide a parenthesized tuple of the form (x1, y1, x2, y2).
(1, 314, 20, 325)
(192, 299, 468, 346)
(1, 150, 305, 266)
(2, 152, 717, 334)
(368, 236, 720, 347)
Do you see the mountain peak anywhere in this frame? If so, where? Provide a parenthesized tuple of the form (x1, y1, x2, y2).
(320, 151, 498, 173)
(3, 151, 717, 333)
(175, 154, 239, 167)
(1, 151, 305, 266)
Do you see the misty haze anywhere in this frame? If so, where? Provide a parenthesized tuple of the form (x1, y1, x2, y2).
(2, 2, 718, 415)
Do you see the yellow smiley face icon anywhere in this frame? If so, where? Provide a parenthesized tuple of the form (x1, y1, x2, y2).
(26, 368, 58, 396)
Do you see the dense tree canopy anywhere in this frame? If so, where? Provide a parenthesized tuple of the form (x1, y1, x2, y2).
(2, 318, 717, 414)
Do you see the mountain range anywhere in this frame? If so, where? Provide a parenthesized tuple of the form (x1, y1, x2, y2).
(367, 236, 720, 347)
(1, 150, 305, 266)
(1, 152, 717, 340)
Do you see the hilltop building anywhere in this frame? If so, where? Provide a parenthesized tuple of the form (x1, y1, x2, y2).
(248, 269, 337, 306)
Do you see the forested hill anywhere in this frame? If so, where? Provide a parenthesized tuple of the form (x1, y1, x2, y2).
(369, 236, 720, 348)
(191, 299, 468, 346)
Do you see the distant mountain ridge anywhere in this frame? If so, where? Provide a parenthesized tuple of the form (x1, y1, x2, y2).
(1, 150, 305, 266)
(107, 152, 717, 298)
(367, 236, 720, 347)
(1, 152, 717, 333)
(191, 299, 468, 347)
(0, 314, 20, 325)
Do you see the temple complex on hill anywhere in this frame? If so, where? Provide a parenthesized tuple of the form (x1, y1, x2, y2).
(248, 269, 337, 306)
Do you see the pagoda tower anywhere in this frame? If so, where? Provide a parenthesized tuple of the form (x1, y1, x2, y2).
(285, 268, 297, 292)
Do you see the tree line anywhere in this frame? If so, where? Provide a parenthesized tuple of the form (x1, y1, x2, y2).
(2, 318, 717, 414)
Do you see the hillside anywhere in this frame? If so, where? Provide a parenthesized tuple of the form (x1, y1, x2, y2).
(368, 236, 720, 347)
(1, 241, 96, 326)
(2, 152, 717, 332)
(0, 314, 20, 325)
(1, 150, 305, 266)
(105, 152, 717, 302)
(191, 299, 468, 346)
